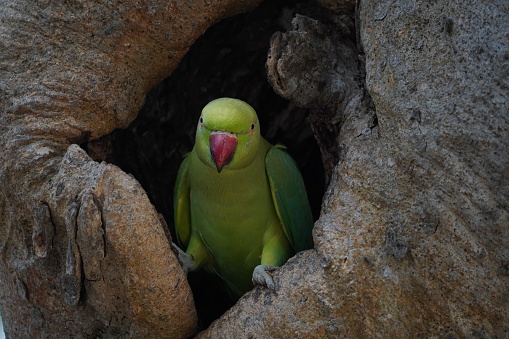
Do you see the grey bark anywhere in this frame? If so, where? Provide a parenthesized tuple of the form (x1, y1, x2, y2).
(0, 0, 507, 338)
(0, 0, 260, 337)
(199, 0, 509, 337)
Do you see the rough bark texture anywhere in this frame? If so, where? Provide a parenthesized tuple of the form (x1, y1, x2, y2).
(0, 0, 261, 337)
(199, 0, 509, 338)
(1, 0, 508, 338)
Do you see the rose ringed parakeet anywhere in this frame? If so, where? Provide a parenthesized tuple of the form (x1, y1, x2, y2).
(174, 97, 314, 298)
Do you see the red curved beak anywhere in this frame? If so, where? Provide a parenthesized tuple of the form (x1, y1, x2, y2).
(210, 132, 237, 173)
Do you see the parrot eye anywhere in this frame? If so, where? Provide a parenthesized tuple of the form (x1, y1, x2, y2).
(200, 117, 204, 124)
(250, 123, 255, 130)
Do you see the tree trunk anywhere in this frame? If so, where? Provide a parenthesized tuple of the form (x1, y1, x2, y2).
(0, 1, 260, 337)
(199, 0, 509, 337)
(1, 0, 508, 338)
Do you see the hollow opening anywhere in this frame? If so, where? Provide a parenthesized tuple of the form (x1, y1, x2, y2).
(98, 0, 331, 329)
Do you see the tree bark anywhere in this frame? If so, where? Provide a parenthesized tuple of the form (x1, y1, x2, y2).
(1, 0, 508, 338)
(0, 1, 260, 337)
(199, 0, 509, 337)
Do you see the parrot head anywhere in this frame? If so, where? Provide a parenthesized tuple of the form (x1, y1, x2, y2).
(195, 98, 261, 173)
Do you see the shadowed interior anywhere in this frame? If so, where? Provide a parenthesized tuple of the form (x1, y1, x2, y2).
(100, 0, 329, 328)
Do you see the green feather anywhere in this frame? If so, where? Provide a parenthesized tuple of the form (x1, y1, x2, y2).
(174, 155, 191, 247)
(174, 98, 314, 298)
(265, 145, 314, 252)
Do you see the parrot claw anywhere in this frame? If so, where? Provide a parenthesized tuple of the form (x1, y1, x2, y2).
(252, 265, 279, 292)
(171, 243, 196, 275)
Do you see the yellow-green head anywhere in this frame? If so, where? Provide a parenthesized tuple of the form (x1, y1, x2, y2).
(195, 98, 261, 173)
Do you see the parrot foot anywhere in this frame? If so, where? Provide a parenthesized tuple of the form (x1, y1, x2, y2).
(171, 243, 196, 275)
(252, 265, 279, 292)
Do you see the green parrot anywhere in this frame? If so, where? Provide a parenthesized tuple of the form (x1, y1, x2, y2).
(174, 97, 314, 298)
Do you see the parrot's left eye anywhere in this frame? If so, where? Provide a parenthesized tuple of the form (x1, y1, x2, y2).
(200, 117, 204, 124)
(250, 123, 255, 130)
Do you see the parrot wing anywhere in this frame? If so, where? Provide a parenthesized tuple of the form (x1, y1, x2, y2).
(265, 145, 314, 252)
(174, 155, 192, 248)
